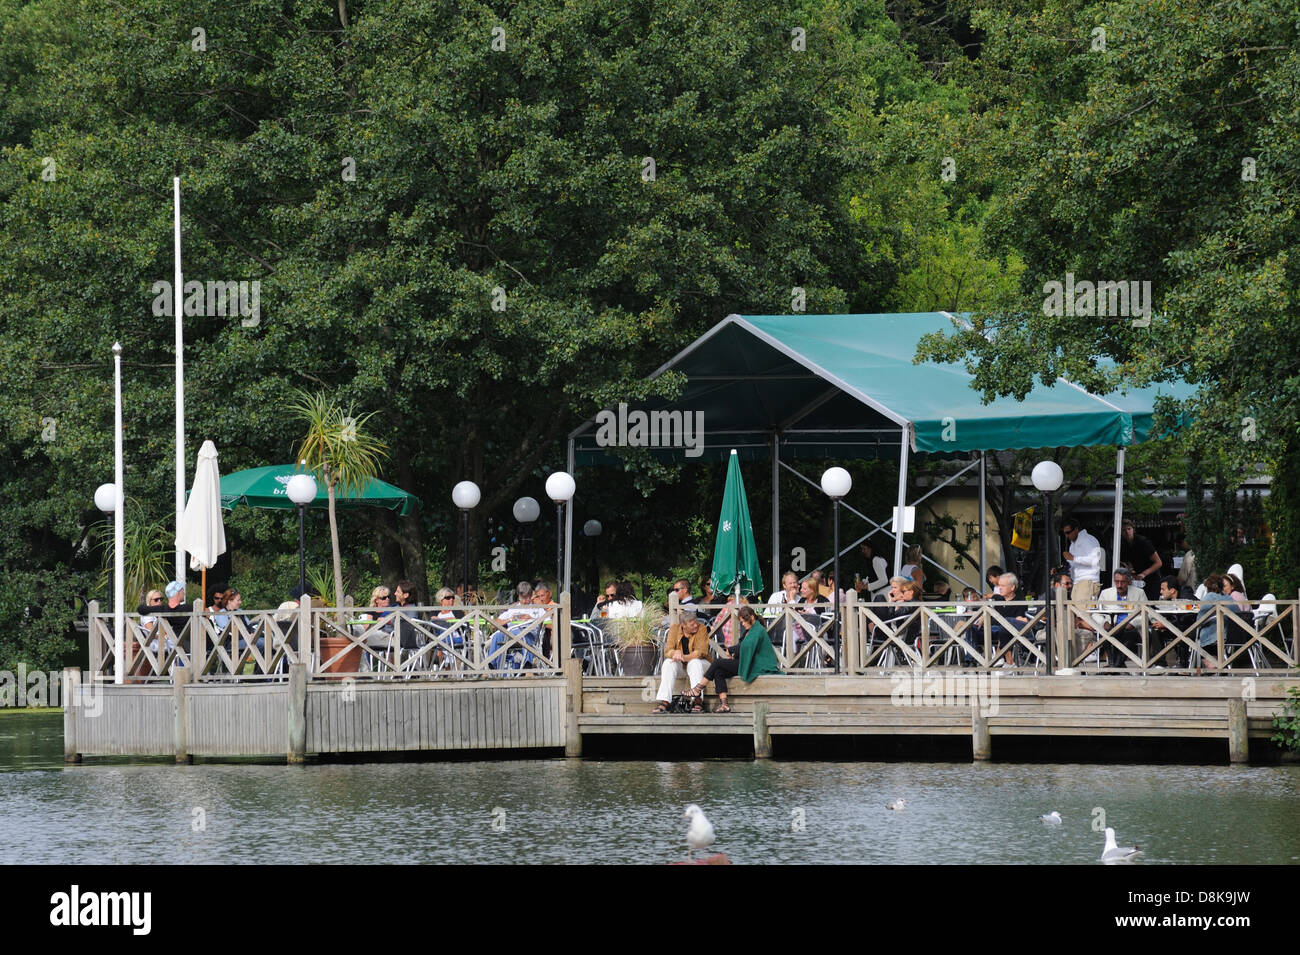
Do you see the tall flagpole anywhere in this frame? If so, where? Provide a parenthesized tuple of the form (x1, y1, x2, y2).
(113, 342, 125, 684)
(173, 177, 185, 584)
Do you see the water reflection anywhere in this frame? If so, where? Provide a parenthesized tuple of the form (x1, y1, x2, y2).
(2, 712, 1297, 864)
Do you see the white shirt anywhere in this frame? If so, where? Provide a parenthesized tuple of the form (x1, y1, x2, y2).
(606, 600, 643, 619)
(1091, 585, 1145, 629)
(1067, 529, 1103, 584)
(859, 555, 889, 596)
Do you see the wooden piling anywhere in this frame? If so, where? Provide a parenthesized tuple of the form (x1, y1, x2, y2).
(287, 664, 307, 763)
(173, 666, 191, 763)
(972, 705, 991, 761)
(753, 702, 772, 759)
(62, 667, 80, 764)
(564, 656, 583, 758)
(1227, 698, 1248, 764)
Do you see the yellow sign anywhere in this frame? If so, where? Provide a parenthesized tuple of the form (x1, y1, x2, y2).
(1011, 507, 1034, 551)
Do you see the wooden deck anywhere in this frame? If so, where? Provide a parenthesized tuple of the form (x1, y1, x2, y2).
(60, 664, 1296, 764)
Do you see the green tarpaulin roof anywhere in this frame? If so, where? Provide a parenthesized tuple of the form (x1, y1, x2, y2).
(572, 313, 1195, 462)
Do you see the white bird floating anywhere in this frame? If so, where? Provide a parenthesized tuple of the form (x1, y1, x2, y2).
(683, 804, 715, 859)
(1101, 827, 1142, 863)
(1040, 811, 1062, 825)
(886, 799, 906, 811)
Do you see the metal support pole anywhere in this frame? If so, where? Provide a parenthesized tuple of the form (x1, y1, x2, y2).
(462, 509, 471, 595)
(1112, 447, 1125, 577)
(555, 502, 564, 597)
(833, 498, 841, 674)
(564, 438, 576, 593)
(772, 433, 780, 589)
(297, 503, 307, 597)
(979, 451, 987, 591)
(893, 427, 911, 575)
(1043, 491, 1054, 676)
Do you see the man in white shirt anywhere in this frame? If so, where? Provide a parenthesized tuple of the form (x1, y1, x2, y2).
(1061, 518, 1103, 602)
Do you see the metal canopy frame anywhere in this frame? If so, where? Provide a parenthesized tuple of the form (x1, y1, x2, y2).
(563, 314, 1136, 595)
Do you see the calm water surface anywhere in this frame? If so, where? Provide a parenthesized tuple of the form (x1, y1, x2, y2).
(2, 712, 1297, 864)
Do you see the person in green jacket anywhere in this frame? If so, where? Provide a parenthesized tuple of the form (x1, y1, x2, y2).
(688, 604, 782, 712)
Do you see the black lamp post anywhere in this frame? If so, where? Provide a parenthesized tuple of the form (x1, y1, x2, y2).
(286, 471, 318, 598)
(545, 472, 575, 594)
(452, 481, 481, 597)
(1031, 461, 1064, 675)
(513, 496, 540, 580)
(820, 467, 852, 674)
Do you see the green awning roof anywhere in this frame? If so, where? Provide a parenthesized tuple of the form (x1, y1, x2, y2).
(572, 313, 1195, 462)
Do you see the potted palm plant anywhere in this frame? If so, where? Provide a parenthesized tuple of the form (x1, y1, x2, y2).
(290, 390, 387, 677)
(613, 602, 665, 676)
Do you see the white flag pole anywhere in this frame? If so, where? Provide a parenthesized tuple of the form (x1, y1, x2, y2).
(113, 342, 125, 684)
(173, 177, 185, 584)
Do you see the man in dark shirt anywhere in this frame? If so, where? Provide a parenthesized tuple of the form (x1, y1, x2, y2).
(1120, 519, 1163, 599)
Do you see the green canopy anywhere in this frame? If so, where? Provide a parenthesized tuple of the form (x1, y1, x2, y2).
(219, 464, 418, 516)
(709, 450, 764, 598)
(571, 313, 1197, 461)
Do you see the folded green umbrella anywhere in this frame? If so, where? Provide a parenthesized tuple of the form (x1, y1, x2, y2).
(709, 449, 764, 598)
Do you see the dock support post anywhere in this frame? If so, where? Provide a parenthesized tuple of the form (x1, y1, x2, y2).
(1227, 698, 1248, 764)
(564, 657, 583, 758)
(287, 663, 307, 764)
(753, 702, 772, 759)
(62, 667, 80, 764)
(173, 666, 191, 763)
(844, 590, 860, 674)
(971, 705, 991, 761)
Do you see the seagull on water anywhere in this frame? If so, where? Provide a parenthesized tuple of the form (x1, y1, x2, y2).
(1040, 811, 1062, 825)
(684, 804, 715, 859)
(886, 799, 906, 811)
(1101, 827, 1142, 863)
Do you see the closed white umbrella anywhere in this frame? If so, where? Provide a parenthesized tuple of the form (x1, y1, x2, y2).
(177, 440, 227, 602)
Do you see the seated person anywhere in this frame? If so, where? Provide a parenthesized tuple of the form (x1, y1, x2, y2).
(870, 576, 915, 644)
(1149, 574, 1197, 666)
(791, 577, 824, 650)
(1088, 567, 1147, 667)
(490, 581, 544, 669)
(137, 580, 191, 656)
(1196, 573, 1249, 669)
(926, 579, 953, 602)
(687, 605, 781, 713)
(985, 572, 1033, 666)
(652, 611, 712, 713)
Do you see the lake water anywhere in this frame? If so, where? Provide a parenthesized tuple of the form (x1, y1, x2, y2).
(2, 711, 1297, 864)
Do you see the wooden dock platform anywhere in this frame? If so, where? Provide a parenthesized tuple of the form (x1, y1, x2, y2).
(61, 665, 1295, 764)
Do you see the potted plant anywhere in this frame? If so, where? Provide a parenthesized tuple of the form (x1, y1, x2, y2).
(613, 602, 665, 676)
(307, 566, 363, 678)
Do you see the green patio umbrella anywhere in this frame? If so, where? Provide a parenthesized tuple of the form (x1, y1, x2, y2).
(710, 449, 764, 599)
(219, 464, 418, 516)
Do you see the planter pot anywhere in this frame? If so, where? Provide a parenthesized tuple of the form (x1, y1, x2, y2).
(619, 645, 657, 676)
(319, 635, 363, 678)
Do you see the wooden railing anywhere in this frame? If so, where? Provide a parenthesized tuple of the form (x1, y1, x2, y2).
(86, 590, 1300, 681)
(847, 591, 1300, 675)
(87, 594, 567, 682)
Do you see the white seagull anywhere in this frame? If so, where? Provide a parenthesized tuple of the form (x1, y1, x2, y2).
(886, 799, 906, 811)
(1101, 827, 1142, 863)
(683, 804, 715, 859)
(1040, 811, 1062, 825)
